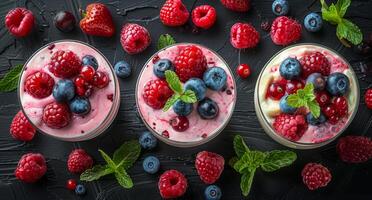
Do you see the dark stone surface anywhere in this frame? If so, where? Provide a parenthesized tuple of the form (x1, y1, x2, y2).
(0, 0, 372, 199)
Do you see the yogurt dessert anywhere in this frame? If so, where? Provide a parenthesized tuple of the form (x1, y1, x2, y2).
(18, 40, 120, 141)
(136, 43, 236, 147)
(255, 44, 359, 149)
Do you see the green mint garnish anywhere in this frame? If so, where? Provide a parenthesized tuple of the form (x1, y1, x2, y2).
(287, 83, 321, 118)
(163, 70, 197, 112)
(231, 135, 297, 197)
(320, 0, 362, 46)
(0, 64, 23, 92)
(80, 140, 141, 189)
(157, 34, 176, 50)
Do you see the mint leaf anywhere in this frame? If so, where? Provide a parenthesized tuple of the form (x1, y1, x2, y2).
(229, 156, 239, 168)
(240, 169, 255, 197)
(287, 84, 320, 117)
(233, 135, 250, 158)
(115, 166, 134, 188)
(337, 19, 363, 45)
(99, 149, 116, 169)
(234, 151, 266, 173)
(308, 100, 321, 118)
(113, 140, 141, 170)
(260, 150, 297, 172)
(0, 64, 23, 92)
(80, 165, 114, 181)
(287, 94, 303, 108)
(179, 90, 197, 103)
(165, 70, 183, 94)
(320, 0, 342, 24)
(163, 94, 180, 112)
(335, 0, 350, 18)
(157, 34, 176, 50)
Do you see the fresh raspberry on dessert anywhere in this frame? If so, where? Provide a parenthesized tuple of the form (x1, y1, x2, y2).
(25, 71, 54, 99)
(364, 88, 372, 109)
(48, 50, 82, 78)
(5, 8, 34, 37)
(142, 79, 174, 109)
(79, 3, 115, 37)
(174, 45, 207, 82)
(10, 110, 36, 142)
(332, 96, 348, 117)
(158, 170, 188, 199)
(220, 0, 250, 12)
(273, 114, 308, 141)
(15, 153, 47, 183)
(315, 91, 331, 107)
(195, 151, 225, 184)
(230, 22, 260, 49)
(300, 51, 330, 78)
(192, 5, 217, 29)
(67, 149, 94, 174)
(337, 136, 372, 163)
(302, 163, 331, 190)
(120, 23, 151, 54)
(160, 0, 190, 27)
(42, 102, 71, 129)
(322, 105, 339, 124)
(92, 71, 109, 89)
(270, 16, 302, 46)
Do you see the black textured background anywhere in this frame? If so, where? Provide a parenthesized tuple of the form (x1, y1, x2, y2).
(1, 0, 372, 199)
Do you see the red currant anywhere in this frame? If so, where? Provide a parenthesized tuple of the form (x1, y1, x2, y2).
(316, 91, 331, 107)
(322, 105, 339, 124)
(267, 82, 285, 100)
(285, 80, 304, 94)
(74, 76, 86, 87)
(80, 65, 95, 81)
(169, 116, 189, 132)
(236, 64, 251, 79)
(333, 96, 348, 117)
(66, 179, 77, 190)
(76, 86, 86, 96)
(92, 71, 109, 89)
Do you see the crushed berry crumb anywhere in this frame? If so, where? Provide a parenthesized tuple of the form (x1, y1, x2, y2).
(162, 130, 169, 138)
(107, 94, 113, 101)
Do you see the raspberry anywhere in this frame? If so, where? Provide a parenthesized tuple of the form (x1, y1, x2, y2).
(195, 151, 225, 184)
(337, 136, 372, 163)
(10, 110, 36, 141)
(120, 23, 151, 55)
(142, 79, 174, 109)
(48, 50, 82, 78)
(24, 71, 54, 99)
(300, 52, 330, 78)
(15, 153, 47, 183)
(174, 45, 207, 82)
(5, 8, 34, 37)
(364, 88, 372, 109)
(270, 16, 302, 46)
(192, 5, 217, 29)
(158, 170, 188, 199)
(332, 96, 348, 117)
(67, 149, 94, 174)
(160, 0, 190, 27)
(301, 163, 331, 190)
(322, 105, 339, 124)
(273, 114, 308, 141)
(230, 22, 260, 49)
(220, 0, 250, 12)
(42, 102, 71, 129)
(315, 91, 331, 107)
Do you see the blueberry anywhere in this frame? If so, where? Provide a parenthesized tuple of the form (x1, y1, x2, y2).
(69, 97, 91, 116)
(153, 59, 173, 78)
(304, 12, 323, 32)
(326, 72, 350, 96)
(272, 0, 289, 16)
(142, 156, 160, 174)
(197, 98, 219, 119)
(75, 184, 86, 196)
(173, 100, 193, 116)
(53, 79, 75, 102)
(184, 78, 207, 101)
(204, 185, 222, 200)
(279, 95, 297, 113)
(139, 131, 157, 150)
(114, 60, 131, 78)
(203, 67, 227, 91)
(279, 57, 301, 80)
(82, 55, 98, 69)
(306, 112, 326, 125)
(306, 73, 326, 91)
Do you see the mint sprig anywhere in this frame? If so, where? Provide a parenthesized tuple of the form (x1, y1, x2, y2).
(0, 64, 23, 92)
(320, 0, 362, 46)
(80, 140, 141, 189)
(287, 83, 320, 118)
(230, 135, 297, 197)
(163, 70, 197, 111)
(157, 34, 176, 50)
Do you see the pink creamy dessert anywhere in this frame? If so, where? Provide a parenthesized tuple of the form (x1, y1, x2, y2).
(136, 43, 236, 146)
(18, 41, 118, 141)
(256, 44, 359, 146)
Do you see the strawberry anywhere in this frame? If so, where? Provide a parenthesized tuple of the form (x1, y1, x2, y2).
(195, 151, 225, 184)
(80, 3, 115, 37)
